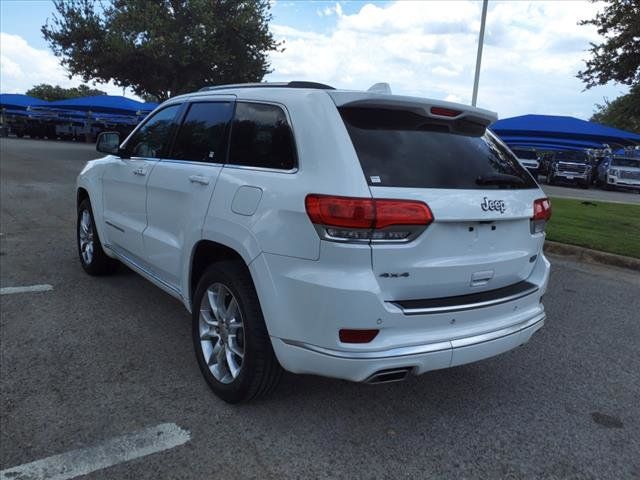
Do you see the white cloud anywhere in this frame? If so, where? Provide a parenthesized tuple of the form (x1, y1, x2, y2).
(0, 32, 139, 98)
(317, 3, 343, 17)
(267, 0, 629, 119)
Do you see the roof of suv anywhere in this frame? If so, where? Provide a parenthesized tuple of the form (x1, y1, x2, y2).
(169, 81, 499, 126)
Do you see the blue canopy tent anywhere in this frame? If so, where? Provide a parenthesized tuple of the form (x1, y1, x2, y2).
(49, 95, 152, 115)
(504, 142, 584, 152)
(491, 114, 640, 149)
(498, 135, 604, 150)
(140, 102, 158, 112)
(0, 94, 50, 110)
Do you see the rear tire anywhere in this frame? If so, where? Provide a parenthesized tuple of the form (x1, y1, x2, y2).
(77, 198, 119, 275)
(192, 261, 283, 404)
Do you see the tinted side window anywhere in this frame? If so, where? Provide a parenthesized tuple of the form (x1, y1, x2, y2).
(171, 102, 234, 163)
(228, 103, 296, 170)
(125, 104, 180, 158)
(340, 107, 537, 189)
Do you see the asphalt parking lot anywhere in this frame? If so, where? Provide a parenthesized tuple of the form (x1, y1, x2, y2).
(1, 137, 639, 479)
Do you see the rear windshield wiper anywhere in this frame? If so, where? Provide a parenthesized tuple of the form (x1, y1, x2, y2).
(476, 173, 525, 187)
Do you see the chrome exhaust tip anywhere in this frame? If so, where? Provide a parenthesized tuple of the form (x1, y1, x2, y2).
(365, 368, 411, 384)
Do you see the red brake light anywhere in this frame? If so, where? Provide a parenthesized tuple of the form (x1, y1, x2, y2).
(339, 329, 379, 343)
(305, 194, 433, 242)
(532, 198, 552, 221)
(375, 200, 433, 229)
(430, 106, 462, 117)
(305, 195, 375, 229)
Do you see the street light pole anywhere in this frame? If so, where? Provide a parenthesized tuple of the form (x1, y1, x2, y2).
(472, 0, 488, 107)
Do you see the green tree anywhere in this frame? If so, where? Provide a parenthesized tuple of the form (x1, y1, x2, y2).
(591, 83, 640, 133)
(25, 83, 106, 101)
(578, 0, 640, 88)
(42, 0, 282, 101)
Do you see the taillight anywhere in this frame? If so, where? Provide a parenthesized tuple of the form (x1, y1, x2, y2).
(531, 198, 551, 234)
(305, 194, 433, 242)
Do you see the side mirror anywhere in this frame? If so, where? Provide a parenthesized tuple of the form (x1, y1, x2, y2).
(96, 131, 121, 155)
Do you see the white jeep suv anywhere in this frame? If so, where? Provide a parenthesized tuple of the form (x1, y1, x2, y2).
(76, 82, 551, 403)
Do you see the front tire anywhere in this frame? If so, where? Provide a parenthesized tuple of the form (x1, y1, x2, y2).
(192, 261, 283, 403)
(77, 198, 119, 275)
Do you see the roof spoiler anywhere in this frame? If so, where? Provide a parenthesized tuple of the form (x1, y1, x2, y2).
(328, 91, 498, 129)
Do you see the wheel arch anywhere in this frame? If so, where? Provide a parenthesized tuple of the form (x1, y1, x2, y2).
(77, 187, 90, 207)
(188, 240, 253, 309)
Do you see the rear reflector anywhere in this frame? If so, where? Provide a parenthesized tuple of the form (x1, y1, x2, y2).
(430, 106, 462, 117)
(339, 329, 379, 343)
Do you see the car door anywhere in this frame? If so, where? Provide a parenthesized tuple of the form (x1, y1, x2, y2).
(144, 99, 235, 289)
(101, 104, 181, 262)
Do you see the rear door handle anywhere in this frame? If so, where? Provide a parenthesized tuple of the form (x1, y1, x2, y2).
(133, 167, 146, 176)
(189, 175, 210, 185)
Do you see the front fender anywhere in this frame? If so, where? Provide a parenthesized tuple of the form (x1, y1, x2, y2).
(76, 157, 111, 252)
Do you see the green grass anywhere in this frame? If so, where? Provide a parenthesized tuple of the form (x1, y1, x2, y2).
(546, 197, 640, 258)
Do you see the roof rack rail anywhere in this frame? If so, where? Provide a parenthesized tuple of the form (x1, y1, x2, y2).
(199, 81, 335, 92)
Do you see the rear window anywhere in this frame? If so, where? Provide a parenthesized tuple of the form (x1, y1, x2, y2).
(340, 107, 536, 189)
(228, 102, 297, 170)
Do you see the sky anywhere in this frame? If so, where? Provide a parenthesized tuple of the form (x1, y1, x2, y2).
(0, 0, 630, 120)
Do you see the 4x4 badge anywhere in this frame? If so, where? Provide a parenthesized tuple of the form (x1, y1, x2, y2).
(481, 197, 506, 213)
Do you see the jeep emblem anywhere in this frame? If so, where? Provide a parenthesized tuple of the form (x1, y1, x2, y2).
(481, 197, 506, 213)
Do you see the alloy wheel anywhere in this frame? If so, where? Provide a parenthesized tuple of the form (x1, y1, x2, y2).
(79, 209, 94, 265)
(198, 283, 245, 384)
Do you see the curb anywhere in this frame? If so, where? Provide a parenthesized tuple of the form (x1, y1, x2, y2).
(544, 240, 640, 271)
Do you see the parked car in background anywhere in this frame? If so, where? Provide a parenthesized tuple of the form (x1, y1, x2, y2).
(546, 150, 592, 188)
(76, 81, 551, 403)
(597, 155, 640, 191)
(512, 148, 540, 178)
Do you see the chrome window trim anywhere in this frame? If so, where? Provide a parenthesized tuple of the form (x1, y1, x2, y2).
(223, 163, 298, 174)
(159, 158, 224, 167)
(390, 283, 539, 315)
(281, 314, 544, 360)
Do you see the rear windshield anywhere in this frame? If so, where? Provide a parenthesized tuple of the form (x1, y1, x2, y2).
(611, 157, 640, 168)
(513, 150, 538, 160)
(340, 107, 536, 189)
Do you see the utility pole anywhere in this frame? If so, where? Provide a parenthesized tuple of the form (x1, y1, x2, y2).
(472, 0, 488, 107)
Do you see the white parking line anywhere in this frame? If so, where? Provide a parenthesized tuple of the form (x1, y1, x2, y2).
(0, 423, 190, 480)
(0, 284, 53, 295)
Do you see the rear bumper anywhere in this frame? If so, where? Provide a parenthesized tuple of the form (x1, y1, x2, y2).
(272, 312, 544, 382)
(251, 243, 551, 382)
